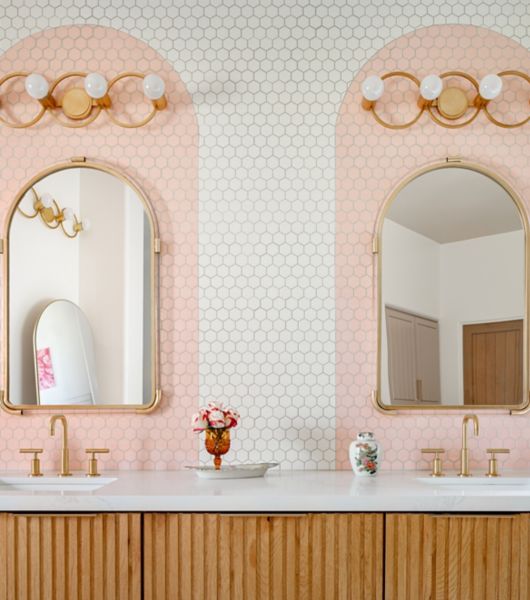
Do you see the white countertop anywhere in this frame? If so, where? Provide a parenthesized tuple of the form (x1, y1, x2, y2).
(1, 469, 530, 513)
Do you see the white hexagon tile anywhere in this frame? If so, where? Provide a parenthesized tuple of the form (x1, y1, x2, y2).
(0, 1, 527, 471)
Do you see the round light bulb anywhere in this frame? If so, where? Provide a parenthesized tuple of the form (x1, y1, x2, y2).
(84, 72, 108, 99)
(39, 193, 53, 208)
(143, 74, 165, 100)
(479, 74, 503, 100)
(62, 207, 74, 222)
(81, 218, 91, 232)
(361, 75, 384, 101)
(420, 74, 443, 100)
(24, 73, 50, 100)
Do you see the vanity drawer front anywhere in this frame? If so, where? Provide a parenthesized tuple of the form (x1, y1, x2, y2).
(144, 512, 383, 600)
(0, 512, 141, 600)
(385, 513, 530, 600)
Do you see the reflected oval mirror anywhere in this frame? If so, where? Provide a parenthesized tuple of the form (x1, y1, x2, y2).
(378, 164, 528, 410)
(4, 161, 159, 410)
(34, 300, 98, 406)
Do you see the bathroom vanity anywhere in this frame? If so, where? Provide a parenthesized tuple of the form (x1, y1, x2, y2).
(0, 469, 529, 600)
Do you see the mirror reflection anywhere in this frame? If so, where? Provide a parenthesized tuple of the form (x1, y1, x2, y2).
(380, 167, 526, 407)
(9, 166, 154, 407)
(34, 300, 98, 406)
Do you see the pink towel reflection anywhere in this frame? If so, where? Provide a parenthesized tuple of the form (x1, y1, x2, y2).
(37, 347, 56, 390)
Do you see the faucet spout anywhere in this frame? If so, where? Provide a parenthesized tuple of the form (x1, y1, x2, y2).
(49, 415, 72, 477)
(459, 414, 479, 477)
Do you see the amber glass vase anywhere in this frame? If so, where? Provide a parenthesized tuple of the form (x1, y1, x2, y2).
(204, 428, 231, 470)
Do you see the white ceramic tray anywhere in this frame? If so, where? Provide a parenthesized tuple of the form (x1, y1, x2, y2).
(186, 463, 279, 479)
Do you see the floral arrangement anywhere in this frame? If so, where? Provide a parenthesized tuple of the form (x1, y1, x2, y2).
(191, 402, 240, 433)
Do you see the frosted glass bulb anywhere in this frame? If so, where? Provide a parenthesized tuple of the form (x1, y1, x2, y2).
(143, 74, 165, 100)
(420, 74, 443, 100)
(84, 73, 108, 99)
(81, 218, 91, 232)
(361, 75, 384, 101)
(62, 207, 74, 222)
(25, 73, 49, 100)
(39, 193, 53, 208)
(479, 74, 503, 100)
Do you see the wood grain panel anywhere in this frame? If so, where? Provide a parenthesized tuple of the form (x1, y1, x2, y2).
(144, 513, 383, 600)
(0, 512, 141, 600)
(385, 513, 530, 600)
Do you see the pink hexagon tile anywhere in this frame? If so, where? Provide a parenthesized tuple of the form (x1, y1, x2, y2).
(0, 25, 198, 472)
(336, 24, 530, 471)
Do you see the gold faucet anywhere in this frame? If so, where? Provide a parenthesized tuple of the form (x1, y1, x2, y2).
(49, 415, 72, 477)
(458, 414, 479, 477)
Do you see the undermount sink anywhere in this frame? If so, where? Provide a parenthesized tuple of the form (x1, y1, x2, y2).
(417, 476, 530, 486)
(0, 476, 116, 492)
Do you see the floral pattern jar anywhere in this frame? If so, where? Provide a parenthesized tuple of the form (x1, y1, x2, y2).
(349, 432, 381, 476)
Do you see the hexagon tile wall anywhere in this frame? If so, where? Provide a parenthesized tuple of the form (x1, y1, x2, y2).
(0, 26, 198, 472)
(337, 25, 530, 471)
(0, 2, 527, 472)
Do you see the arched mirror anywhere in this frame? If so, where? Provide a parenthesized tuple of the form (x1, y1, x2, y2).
(3, 160, 160, 411)
(377, 163, 528, 411)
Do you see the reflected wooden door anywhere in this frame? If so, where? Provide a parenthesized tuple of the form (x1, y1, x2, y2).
(463, 319, 523, 405)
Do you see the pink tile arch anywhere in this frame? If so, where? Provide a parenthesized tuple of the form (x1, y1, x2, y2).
(336, 25, 530, 471)
(0, 26, 198, 472)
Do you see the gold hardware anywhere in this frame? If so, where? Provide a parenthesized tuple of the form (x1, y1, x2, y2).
(421, 448, 445, 477)
(2, 159, 160, 414)
(374, 159, 530, 414)
(0, 71, 167, 129)
(49, 415, 72, 476)
(458, 414, 479, 477)
(19, 448, 43, 477)
(85, 448, 109, 477)
(70, 156, 87, 163)
(0, 239, 4, 254)
(437, 87, 468, 120)
(362, 70, 529, 129)
(485, 448, 510, 477)
(416, 379, 423, 402)
(16, 188, 88, 239)
(154, 238, 161, 254)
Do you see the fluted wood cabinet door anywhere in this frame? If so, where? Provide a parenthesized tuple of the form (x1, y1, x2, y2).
(144, 512, 383, 600)
(385, 513, 530, 600)
(0, 512, 141, 600)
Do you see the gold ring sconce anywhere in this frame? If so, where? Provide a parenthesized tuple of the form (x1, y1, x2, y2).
(361, 71, 529, 129)
(17, 188, 89, 239)
(0, 71, 167, 129)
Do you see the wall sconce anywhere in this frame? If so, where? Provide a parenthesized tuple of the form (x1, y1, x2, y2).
(17, 188, 90, 239)
(0, 71, 167, 129)
(361, 70, 529, 129)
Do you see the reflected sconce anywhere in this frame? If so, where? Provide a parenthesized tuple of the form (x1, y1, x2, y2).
(0, 71, 168, 129)
(361, 70, 529, 129)
(17, 188, 90, 239)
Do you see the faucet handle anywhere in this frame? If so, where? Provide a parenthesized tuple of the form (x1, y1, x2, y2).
(485, 448, 510, 477)
(421, 448, 445, 477)
(85, 448, 109, 477)
(19, 448, 43, 477)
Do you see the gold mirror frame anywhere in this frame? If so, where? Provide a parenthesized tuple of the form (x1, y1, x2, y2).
(374, 158, 530, 414)
(1, 157, 161, 414)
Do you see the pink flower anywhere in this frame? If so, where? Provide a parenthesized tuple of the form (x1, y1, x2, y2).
(191, 409, 209, 432)
(208, 408, 226, 428)
(224, 409, 240, 429)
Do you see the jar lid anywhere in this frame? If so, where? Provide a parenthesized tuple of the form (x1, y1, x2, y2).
(357, 432, 374, 440)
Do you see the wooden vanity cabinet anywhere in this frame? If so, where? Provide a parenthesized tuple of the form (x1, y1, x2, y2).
(143, 512, 383, 600)
(0, 512, 141, 600)
(385, 513, 530, 600)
